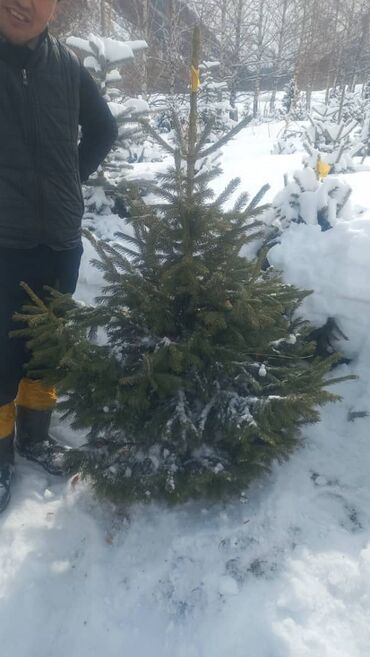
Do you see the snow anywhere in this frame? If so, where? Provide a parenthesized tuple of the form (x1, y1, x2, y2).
(2, 103, 370, 656)
(109, 98, 150, 118)
(212, 121, 304, 204)
(268, 218, 370, 359)
(67, 34, 147, 64)
(106, 69, 121, 83)
(83, 55, 100, 72)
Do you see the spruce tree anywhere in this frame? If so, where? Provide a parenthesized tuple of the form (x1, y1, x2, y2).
(281, 77, 305, 120)
(198, 60, 235, 140)
(264, 167, 352, 236)
(67, 33, 150, 215)
(303, 102, 362, 174)
(14, 28, 345, 504)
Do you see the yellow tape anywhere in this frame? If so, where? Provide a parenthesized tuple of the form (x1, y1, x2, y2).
(191, 65, 200, 92)
(316, 158, 331, 179)
(0, 402, 16, 439)
(16, 378, 57, 411)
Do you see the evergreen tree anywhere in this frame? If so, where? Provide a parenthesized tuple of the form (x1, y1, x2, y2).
(14, 28, 346, 504)
(281, 77, 305, 120)
(264, 167, 352, 237)
(272, 124, 304, 155)
(67, 33, 147, 99)
(361, 112, 370, 159)
(365, 80, 370, 101)
(198, 60, 235, 141)
(303, 102, 362, 174)
(68, 33, 150, 215)
(273, 79, 305, 155)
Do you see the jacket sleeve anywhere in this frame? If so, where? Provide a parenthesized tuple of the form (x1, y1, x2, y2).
(78, 65, 118, 183)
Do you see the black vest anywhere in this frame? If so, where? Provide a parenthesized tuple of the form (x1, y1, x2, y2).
(0, 32, 83, 249)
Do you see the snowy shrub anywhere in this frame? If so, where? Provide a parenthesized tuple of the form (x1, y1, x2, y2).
(329, 88, 370, 125)
(360, 112, 370, 159)
(83, 178, 114, 217)
(67, 33, 147, 97)
(303, 102, 362, 174)
(281, 78, 306, 120)
(198, 61, 236, 140)
(272, 125, 304, 155)
(264, 167, 352, 235)
(67, 32, 163, 211)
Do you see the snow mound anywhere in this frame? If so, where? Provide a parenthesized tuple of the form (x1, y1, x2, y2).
(268, 216, 370, 360)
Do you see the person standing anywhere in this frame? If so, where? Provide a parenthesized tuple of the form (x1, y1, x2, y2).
(0, 0, 118, 511)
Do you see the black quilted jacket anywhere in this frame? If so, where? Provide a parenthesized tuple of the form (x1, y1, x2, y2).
(0, 30, 117, 250)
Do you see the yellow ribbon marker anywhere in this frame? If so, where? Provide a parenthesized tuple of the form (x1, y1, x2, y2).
(0, 402, 16, 439)
(16, 378, 57, 411)
(191, 65, 200, 92)
(316, 157, 331, 179)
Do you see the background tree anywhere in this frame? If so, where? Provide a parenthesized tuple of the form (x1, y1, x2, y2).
(54, 1, 370, 101)
(269, 0, 296, 112)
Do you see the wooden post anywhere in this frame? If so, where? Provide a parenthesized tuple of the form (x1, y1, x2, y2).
(186, 25, 201, 203)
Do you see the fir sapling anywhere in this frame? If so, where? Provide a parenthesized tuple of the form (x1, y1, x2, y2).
(14, 28, 350, 505)
(281, 78, 305, 120)
(67, 33, 152, 216)
(303, 102, 363, 174)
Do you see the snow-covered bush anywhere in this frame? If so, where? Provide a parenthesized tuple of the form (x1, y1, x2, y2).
(272, 123, 304, 155)
(149, 61, 236, 148)
(281, 78, 306, 120)
(303, 102, 362, 173)
(67, 33, 156, 208)
(198, 61, 236, 140)
(361, 112, 370, 158)
(264, 167, 352, 235)
(83, 175, 115, 216)
(329, 87, 369, 125)
(272, 80, 306, 155)
(67, 33, 147, 98)
(365, 80, 370, 101)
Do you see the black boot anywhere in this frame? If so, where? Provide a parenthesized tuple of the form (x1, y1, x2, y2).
(0, 434, 14, 513)
(16, 407, 69, 476)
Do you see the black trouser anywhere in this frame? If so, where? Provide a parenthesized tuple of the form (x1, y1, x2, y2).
(0, 245, 82, 407)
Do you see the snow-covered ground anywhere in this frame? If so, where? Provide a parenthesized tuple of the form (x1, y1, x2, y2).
(2, 119, 370, 657)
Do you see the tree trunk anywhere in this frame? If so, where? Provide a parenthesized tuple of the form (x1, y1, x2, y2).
(229, 0, 243, 122)
(294, 0, 308, 86)
(349, 10, 370, 91)
(141, 0, 149, 96)
(100, 0, 106, 36)
(187, 26, 201, 205)
(325, 2, 340, 103)
(219, 0, 227, 80)
(270, 0, 289, 112)
(253, 0, 265, 118)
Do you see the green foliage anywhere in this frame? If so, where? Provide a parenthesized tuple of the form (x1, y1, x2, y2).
(14, 186, 343, 503)
(14, 28, 347, 505)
